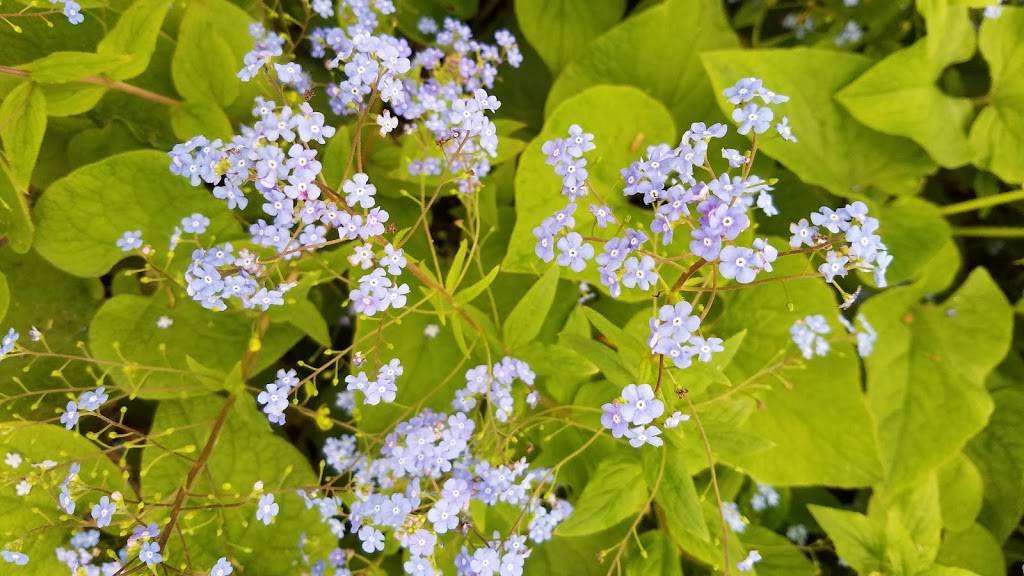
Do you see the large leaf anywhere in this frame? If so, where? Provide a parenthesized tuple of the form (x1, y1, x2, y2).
(809, 505, 886, 574)
(142, 395, 333, 572)
(0, 162, 33, 253)
(863, 268, 1012, 490)
(34, 150, 239, 277)
(557, 456, 648, 537)
(936, 523, 1005, 576)
(89, 295, 302, 399)
(96, 0, 171, 80)
(0, 81, 47, 191)
(515, 0, 626, 73)
(171, 0, 255, 108)
(546, 0, 738, 128)
(965, 354, 1024, 541)
(715, 256, 885, 487)
(0, 422, 130, 574)
(969, 6, 1024, 183)
(702, 48, 936, 198)
(504, 84, 676, 291)
(23, 51, 129, 83)
(837, 0, 976, 167)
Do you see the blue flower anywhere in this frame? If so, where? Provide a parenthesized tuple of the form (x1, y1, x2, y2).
(737, 550, 762, 572)
(139, 541, 162, 566)
(60, 401, 79, 430)
(116, 230, 143, 252)
(1, 550, 28, 565)
(77, 387, 108, 411)
(555, 232, 593, 272)
(622, 255, 657, 291)
(723, 77, 763, 105)
(358, 526, 385, 553)
(776, 116, 797, 142)
(91, 496, 116, 528)
(600, 402, 629, 438)
(181, 213, 210, 234)
(255, 493, 279, 525)
(719, 246, 758, 284)
(732, 103, 774, 135)
(619, 384, 664, 425)
(625, 425, 663, 448)
(210, 557, 233, 576)
(819, 251, 849, 283)
(0, 328, 18, 360)
(343, 173, 377, 209)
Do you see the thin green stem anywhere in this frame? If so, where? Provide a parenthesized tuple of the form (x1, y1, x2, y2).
(951, 226, 1024, 238)
(941, 189, 1024, 215)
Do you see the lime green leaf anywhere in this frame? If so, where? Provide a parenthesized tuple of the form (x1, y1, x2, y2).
(871, 475, 943, 564)
(965, 354, 1024, 541)
(89, 295, 302, 399)
(642, 435, 710, 549)
(142, 395, 333, 572)
(714, 256, 884, 487)
(582, 306, 647, 373)
(837, 0, 975, 167)
(170, 100, 234, 141)
(39, 83, 107, 117)
(702, 48, 935, 198)
(24, 51, 129, 83)
(809, 505, 886, 574)
(454, 265, 500, 304)
(0, 81, 47, 191)
(557, 456, 648, 537)
(871, 197, 951, 285)
(172, 0, 255, 108)
(97, 0, 171, 80)
(547, 0, 738, 127)
(34, 150, 240, 277)
(504, 85, 676, 290)
(625, 530, 681, 576)
(970, 6, 1024, 183)
(740, 526, 817, 576)
(0, 271, 7, 323)
(936, 453, 984, 532)
(503, 265, 560, 350)
(863, 268, 1012, 489)
(561, 334, 634, 387)
(936, 523, 1005, 576)
(0, 422, 130, 573)
(0, 162, 33, 253)
(515, 0, 626, 73)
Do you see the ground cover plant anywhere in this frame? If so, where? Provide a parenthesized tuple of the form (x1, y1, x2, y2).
(0, 0, 1022, 574)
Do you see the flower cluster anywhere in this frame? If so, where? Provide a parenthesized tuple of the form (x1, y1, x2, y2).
(789, 201, 891, 286)
(345, 358, 403, 406)
(58, 386, 109, 430)
(790, 315, 831, 359)
(0, 328, 17, 361)
(648, 301, 723, 369)
(297, 2, 521, 191)
(275, 357, 573, 575)
(451, 356, 537, 422)
(839, 313, 877, 357)
(600, 384, 688, 448)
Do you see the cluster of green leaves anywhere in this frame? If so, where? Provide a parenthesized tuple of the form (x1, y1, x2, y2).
(0, 0, 1021, 575)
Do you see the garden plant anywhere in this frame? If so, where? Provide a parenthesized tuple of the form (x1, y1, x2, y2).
(0, 0, 1022, 574)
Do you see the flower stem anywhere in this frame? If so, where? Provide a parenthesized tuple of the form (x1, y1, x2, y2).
(941, 189, 1024, 216)
(0, 64, 180, 107)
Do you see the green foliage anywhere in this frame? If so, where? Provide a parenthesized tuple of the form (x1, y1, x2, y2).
(515, 0, 626, 73)
(703, 48, 936, 198)
(556, 456, 648, 537)
(34, 150, 239, 277)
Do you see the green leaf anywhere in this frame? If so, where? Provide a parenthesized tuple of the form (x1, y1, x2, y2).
(863, 268, 1013, 489)
(0, 422, 130, 573)
(809, 505, 886, 574)
(714, 256, 884, 487)
(582, 306, 647, 374)
(643, 435, 710, 550)
(702, 48, 936, 198)
(170, 100, 234, 141)
(96, 0, 171, 80)
(936, 523, 1005, 576)
(625, 530, 682, 576)
(0, 81, 47, 191)
(24, 51, 129, 83)
(836, 0, 975, 167)
(89, 295, 303, 399)
(141, 395, 333, 572)
(38, 83, 107, 117)
(0, 162, 33, 253)
(870, 475, 943, 565)
(504, 85, 676, 289)
(454, 265, 500, 304)
(172, 0, 255, 107)
(965, 354, 1024, 541)
(739, 526, 817, 576)
(546, 0, 738, 127)
(34, 150, 240, 277)
(871, 197, 951, 285)
(969, 6, 1024, 183)
(557, 456, 648, 537)
(936, 453, 984, 532)
(503, 265, 560, 350)
(0, 271, 7, 323)
(515, 0, 626, 73)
